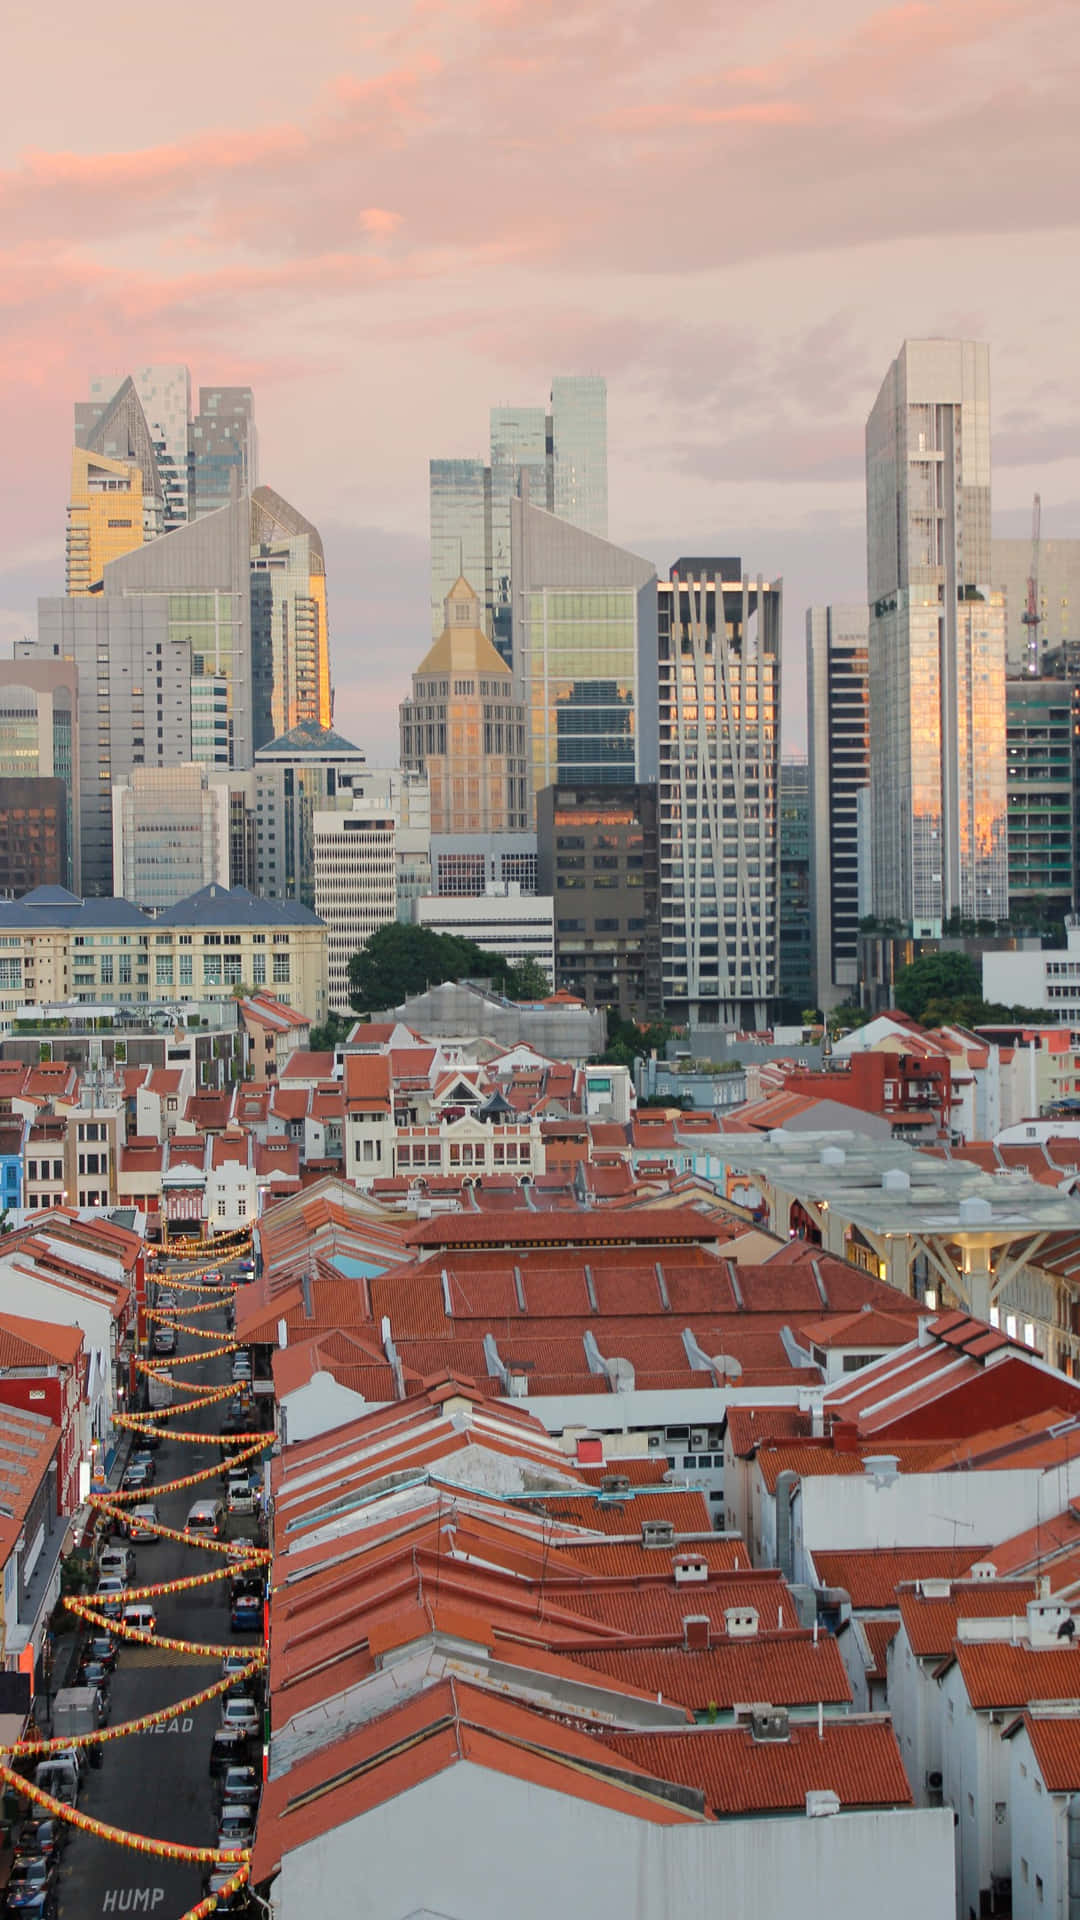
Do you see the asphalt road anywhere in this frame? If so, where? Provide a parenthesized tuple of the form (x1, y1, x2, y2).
(55, 1270, 263, 1920)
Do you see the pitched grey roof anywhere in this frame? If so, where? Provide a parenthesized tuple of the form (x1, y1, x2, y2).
(153, 884, 323, 928)
(0, 887, 150, 931)
(256, 719, 363, 759)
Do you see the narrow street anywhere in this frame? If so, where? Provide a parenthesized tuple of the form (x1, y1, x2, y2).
(54, 1265, 262, 1920)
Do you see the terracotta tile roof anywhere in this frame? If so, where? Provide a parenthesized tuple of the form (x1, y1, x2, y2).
(405, 1207, 728, 1252)
(1017, 1713, 1080, 1791)
(798, 1308, 917, 1350)
(343, 1052, 391, 1110)
(565, 1630, 852, 1710)
(594, 1718, 912, 1815)
(0, 1312, 84, 1370)
(951, 1640, 1080, 1709)
(812, 1548, 992, 1611)
(0, 1403, 60, 1547)
(725, 1407, 813, 1457)
(755, 1441, 944, 1494)
(252, 1679, 701, 1880)
(896, 1580, 1037, 1658)
(281, 1050, 336, 1080)
(533, 1490, 713, 1534)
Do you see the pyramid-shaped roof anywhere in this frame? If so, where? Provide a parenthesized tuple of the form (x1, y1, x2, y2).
(257, 718, 364, 759)
(415, 576, 510, 678)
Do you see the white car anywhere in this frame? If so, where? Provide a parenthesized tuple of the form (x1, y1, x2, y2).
(226, 1478, 256, 1516)
(221, 1696, 260, 1735)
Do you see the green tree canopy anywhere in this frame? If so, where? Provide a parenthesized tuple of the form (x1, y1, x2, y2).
(894, 951, 981, 1020)
(345, 922, 552, 1016)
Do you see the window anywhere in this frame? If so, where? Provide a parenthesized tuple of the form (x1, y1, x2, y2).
(252, 954, 266, 986)
(237, 1198, 247, 1219)
(156, 955, 174, 986)
(272, 953, 290, 985)
(179, 955, 193, 986)
(217, 1200, 227, 1219)
(204, 955, 223, 986)
(224, 955, 243, 985)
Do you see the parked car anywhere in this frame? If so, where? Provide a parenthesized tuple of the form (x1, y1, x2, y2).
(15, 1819, 66, 1862)
(214, 1766, 260, 1814)
(226, 1478, 256, 1517)
(98, 1546, 135, 1585)
(93, 1576, 125, 1621)
(78, 1662, 112, 1714)
(130, 1450, 156, 1481)
(84, 1633, 117, 1671)
(220, 1696, 259, 1736)
(127, 1504, 160, 1543)
(209, 1729, 251, 1776)
(203, 1870, 249, 1915)
(121, 1461, 150, 1494)
(229, 1593, 262, 1634)
(217, 1806, 255, 1853)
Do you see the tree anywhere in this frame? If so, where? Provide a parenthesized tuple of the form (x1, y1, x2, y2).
(593, 1013, 674, 1066)
(309, 1010, 353, 1052)
(504, 959, 552, 1000)
(346, 921, 516, 1015)
(894, 951, 980, 1020)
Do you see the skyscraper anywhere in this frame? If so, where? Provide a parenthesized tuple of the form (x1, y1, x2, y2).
(253, 719, 367, 907)
(112, 765, 231, 910)
(249, 488, 332, 744)
(509, 493, 656, 806)
(73, 367, 257, 546)
(399, 577, 530, 836)
(806, 604, 870, 1011)
(429, 375, 608, 659)
(778, 759, 812, 1017)
(192, 388, 258, 517)
(866, 340, 1008, 933)
(656, 562, 782, 1028)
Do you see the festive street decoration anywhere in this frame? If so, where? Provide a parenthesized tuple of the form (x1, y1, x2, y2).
(10, 1660, 264, 1756)
(0, 1765, 249, 1864)
(68, 1598, 254, 1659)
(91, 1500, 270, 1561)
(180, 1868, 250, 1920)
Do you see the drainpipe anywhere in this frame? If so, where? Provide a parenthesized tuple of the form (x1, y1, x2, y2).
(1068, 1794, 1080, 1920)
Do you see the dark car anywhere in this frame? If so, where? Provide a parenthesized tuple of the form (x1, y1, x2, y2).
(209, 1729, 251, 1776)
(203, 1870, 249, 1916)
(5, 1888, 56, 1920)
(130, 1450, 156, 1480)
(8, 1857, 56, 1899)
(78, 1662, 112, 1713)
(83, 1633, 117, 1672)
(15, 1822, 65, 1863)
(230, 1593, 262, 1634)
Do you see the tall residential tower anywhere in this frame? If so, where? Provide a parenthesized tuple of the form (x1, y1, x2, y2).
(806, 604, 870, 1011)
(866, 340, 1007, 933)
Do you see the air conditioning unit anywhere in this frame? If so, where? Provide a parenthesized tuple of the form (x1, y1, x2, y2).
(691, 1429, 708, 1451)
(926, 1770, 943, 1794)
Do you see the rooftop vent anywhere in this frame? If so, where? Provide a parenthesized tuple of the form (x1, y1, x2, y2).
(820, 1146, 846, 1168)
(806, 1789, 840, 1818)
(600, 1474, 631, 1496)
(724, 1606, 760, 1639)
(862, 1453, 900, 1486)
(958, 1196, 993, 1226)
(916, 1578, 953, 1600)
(970, 1561, 999, 1581)
(673, 1553, 709, 1587)
(642, 1519, 675, 1548)
(683, 1614, 711, 1651)
(881, 1168, 911, 1194)
(750, 1707, 790, 1743)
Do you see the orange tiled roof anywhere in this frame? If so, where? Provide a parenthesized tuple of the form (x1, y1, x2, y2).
(0, 1312, 84, 1370)
(897, 1579, 1037, 1658)
(594, 1718, 912, 1815)
(1017, 1713, 1080, 1791)
(812, 1547, 992, 1611)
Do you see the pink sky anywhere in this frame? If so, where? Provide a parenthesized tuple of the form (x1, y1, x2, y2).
(2, 0, 1078, 759)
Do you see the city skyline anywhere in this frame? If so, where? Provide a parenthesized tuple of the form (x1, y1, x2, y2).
(0, 0, 1076, 764)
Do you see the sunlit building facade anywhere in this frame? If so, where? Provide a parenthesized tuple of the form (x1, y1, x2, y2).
(510, 496, 656, 808)
(429, 376, 608, 664)
(400, 578, 530, 837)
(250, 488, 332, 744)
(867, 339, 1008, 933)
(656, 563, 782, 1028)
(66, 448, 146, 594)
(86, 365, 192, 533)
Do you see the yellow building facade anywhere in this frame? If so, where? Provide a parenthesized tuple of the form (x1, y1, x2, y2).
(66, 448, 146, 593)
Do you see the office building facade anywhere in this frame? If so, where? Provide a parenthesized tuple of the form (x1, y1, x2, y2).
(414, 887, 555, 985)
(806, 604, 870, 1011)
(429, 375, 608, 658)
(253, 720, 367, 908)
(250, 488, 332, 744)
(778, 760, 812, 1017)
(400, 577, 531, 837)
(0, 661, 80, 890)
(0, 780, 69, 898)
(537, 782, 661, 1020)
(656, 563, 782, 1028)
(84, 366, 192, 533)
(430, 835, 537, 898)
(1005, 678, 1077, 919)
(313, 807, 398, 1012)
(509, 497, 657, 807)
(192, 388, 257, 518)
(866, 339, 1008, 934)
(112, 765, 231, 911)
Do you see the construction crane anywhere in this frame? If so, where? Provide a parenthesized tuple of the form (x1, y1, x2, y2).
(1022, 491, 1042, 675)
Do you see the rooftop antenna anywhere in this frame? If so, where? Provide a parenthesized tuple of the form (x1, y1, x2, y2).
(1022, 492, 1042, 676)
